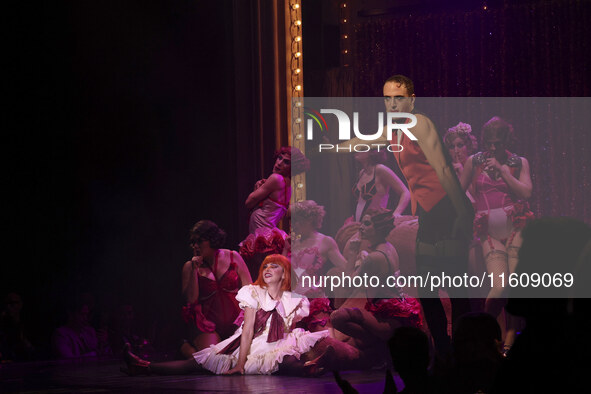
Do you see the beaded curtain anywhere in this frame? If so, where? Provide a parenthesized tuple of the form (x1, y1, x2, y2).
(342, 1, 591, 223)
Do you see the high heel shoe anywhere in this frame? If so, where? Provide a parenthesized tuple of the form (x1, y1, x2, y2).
(122, 343, 151, 376)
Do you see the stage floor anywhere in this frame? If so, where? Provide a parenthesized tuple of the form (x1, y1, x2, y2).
(0, 357, 394, 393)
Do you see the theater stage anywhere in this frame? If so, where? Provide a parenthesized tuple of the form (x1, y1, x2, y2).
(0, 357, 393, 393)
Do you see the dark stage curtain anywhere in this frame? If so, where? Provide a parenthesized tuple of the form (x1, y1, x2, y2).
(317, 1, 590, 225)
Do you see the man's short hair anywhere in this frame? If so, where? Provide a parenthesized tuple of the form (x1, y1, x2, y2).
(384, 74, 415, 96)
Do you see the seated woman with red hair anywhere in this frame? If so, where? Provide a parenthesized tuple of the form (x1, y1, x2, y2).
(123, 255, 331, 376)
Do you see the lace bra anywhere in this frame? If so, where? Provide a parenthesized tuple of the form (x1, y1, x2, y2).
(352, 171, 377, 201)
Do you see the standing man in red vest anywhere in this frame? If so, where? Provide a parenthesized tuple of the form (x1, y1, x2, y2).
(383, 75, 473, 354)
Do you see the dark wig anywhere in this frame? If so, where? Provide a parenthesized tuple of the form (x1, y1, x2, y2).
(189, 220, 227, 249)
(365, 208, 395, 240)
(481, 117, 516, 149)
(274, 146, 310, 175)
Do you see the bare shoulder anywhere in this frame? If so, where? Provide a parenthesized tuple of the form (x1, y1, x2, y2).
(231, 249, 247, 264)
(415, 113, 435, 126)
(375, 163, 392, 175)
(261, 173, 284, 191)
(267, 173, 285, 185)
(182, 260, 193, 272)
(369, 248, 389, 263)
(412, 113, 437, 138)
(517, 156, 531, 175)
(320, 233, 337, 249)
(376, 241, 396, 255)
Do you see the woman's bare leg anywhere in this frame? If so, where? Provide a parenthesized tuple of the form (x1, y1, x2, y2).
(124, 343, 203, 375)
(504, 231, 524, 352)
(180, 331, 220, 359)
(482, 238, 510, 318)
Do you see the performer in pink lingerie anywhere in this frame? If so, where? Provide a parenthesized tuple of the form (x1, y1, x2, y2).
(245, 146, 309, 233)
(330, 209, 422, 367)
(181, 220, 252, 358)
(290, 200, 348, 297)
(240, 147, 310, 278)
(460, 117, 533, 353)
(337, 149, 411, 279)
(443, 122, 478, 181)
(349, 150, 410, 223)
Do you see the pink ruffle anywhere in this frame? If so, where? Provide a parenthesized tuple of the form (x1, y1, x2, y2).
(473, 212, 489, 241)
(297, 298, 333, 331)
(507, 201, 535, 230)
(239, 228, 287, 259)
(364, 298, 423, 329)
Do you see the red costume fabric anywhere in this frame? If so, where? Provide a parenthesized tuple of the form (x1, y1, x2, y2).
(182, 255, 241, 340)
(392, 132, 446, 215)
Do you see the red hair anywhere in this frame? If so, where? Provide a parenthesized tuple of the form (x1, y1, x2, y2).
(253, 254, 291, 291)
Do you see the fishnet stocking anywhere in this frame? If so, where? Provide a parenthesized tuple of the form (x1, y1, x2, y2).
(484, 249, 509, 318)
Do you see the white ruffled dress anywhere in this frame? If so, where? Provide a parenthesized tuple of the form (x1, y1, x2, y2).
(192, 284, 329, 375)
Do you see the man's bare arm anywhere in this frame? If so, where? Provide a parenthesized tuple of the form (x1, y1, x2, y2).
(412, 114, 473, 223)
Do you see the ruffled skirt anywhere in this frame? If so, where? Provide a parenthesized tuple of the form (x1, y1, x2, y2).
(193, 328, 329, 375)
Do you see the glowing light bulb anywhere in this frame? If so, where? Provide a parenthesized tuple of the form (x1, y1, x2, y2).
(294, 20, 302, 26)
(295, 85, 302, 91)
(295, 36, 302, 42)
(294, 68, 301, 74)
(292, 3, 300, 10)
(294, 52, 301, 58)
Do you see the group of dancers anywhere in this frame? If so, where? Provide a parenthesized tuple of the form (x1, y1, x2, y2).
(122, 75, 533, 378)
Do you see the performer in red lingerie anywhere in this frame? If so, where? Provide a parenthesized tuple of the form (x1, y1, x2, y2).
(180, 220, 252, 358)
(460, 117, 533, 353)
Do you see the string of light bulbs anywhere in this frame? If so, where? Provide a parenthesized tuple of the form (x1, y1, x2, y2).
(340, 2, 350, 67)
(288, 0, 305, 202)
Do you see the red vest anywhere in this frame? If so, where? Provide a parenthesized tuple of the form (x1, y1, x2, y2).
(392, 132, 447, 215)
